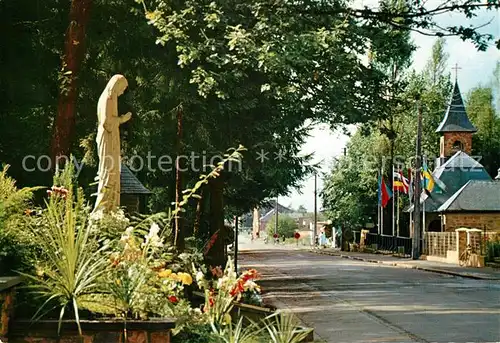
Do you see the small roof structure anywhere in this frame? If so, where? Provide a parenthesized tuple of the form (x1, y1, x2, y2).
(438, 180, 500, 212)
(408, 151, 491, 212)
(120, 163, 151, 195)
(436, 81, 477, 133)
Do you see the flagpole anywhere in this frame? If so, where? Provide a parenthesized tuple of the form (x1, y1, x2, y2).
(381, 167, 384, 236)
(377, 169, 381, 236)
(409, 168, 413, 239)
(397, 165, 400, 237)
(392, 165, 395, 237)
(409, 195, 413, 238)
(423, 156, 427, 251)
(381, 195, 384, 236)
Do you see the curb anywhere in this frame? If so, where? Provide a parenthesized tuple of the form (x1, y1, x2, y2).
(312, 249, 500, 281)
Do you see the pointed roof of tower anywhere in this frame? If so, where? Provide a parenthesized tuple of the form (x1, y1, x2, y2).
(436, 80, 477, 133)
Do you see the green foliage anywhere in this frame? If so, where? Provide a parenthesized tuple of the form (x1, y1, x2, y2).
(266, 216, 299, 239)
(322, 38, 452, 229)
(211, 316, 263, 343)
(322, 131, 381, 229)
(466, 86, 500, 177)
(0, 230, 36, 276)
(485, 237, 500, 262)
(264, 311, 313, 343)
(0, 165, 41, 275)
(22, 176, 108, 335)
(172, 324, 220, 343)
(0, 165, 39, 230)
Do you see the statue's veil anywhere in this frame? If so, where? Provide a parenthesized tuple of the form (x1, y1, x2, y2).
(105, 74, 128, 97)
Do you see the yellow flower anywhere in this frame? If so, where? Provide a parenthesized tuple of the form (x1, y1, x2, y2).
(158, 269, 172, 278)
(115, 279, 121, 286)
(178, 272, 193, 286)
(224, 313, 232, 325)
(169, 273, 178, 281)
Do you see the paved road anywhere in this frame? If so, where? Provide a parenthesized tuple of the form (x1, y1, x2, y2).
(238, 236, 500, 343)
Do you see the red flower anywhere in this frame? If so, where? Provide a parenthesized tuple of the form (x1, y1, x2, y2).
(208, 296, 214, 307)
(241, 269, 260, 282)
(47, 186, 69, 199)
(168, 296, 178, 304)
(230, 279, 245, 297)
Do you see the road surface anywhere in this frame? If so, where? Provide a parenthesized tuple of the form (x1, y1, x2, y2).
(238, 235, 500, 343)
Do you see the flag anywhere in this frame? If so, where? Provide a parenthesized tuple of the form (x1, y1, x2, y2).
(393, 168, 409, 194)
(422, 161, 446, 193)
(400, 170, 409, 193)
(422, 161, 435, 192)
(378, 174, 392, 208)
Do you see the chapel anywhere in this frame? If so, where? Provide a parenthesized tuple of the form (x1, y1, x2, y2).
(418, 80, 500, 234)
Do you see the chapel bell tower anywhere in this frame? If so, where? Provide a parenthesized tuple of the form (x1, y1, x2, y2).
(436, 80, 477, 160)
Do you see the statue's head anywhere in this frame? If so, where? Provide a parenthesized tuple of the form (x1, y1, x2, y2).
(106, 74, 128, 98)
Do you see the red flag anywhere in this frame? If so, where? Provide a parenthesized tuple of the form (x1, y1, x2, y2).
(378, 175, 392, 208)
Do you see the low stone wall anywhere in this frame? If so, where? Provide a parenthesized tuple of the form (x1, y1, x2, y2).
(7, 319, 174, 343)
(0, 277, 22, 341)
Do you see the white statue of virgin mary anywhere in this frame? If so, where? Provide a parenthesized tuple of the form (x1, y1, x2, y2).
(93, 74, 131, 213)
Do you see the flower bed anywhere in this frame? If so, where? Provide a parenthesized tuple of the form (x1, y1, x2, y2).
(1, 163, 314, 343)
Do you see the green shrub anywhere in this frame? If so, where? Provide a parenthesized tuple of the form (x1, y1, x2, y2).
(0, 230, 35, 275)
(0, 165, 41, 275)
(266, 216, 299, 239)
(172, 324, 220, 343)
(485, 239, 500, 262)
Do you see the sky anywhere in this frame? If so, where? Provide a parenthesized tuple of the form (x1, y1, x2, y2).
(282, 5, 499, 212)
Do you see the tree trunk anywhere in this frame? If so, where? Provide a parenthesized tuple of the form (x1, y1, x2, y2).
(51, 0, 93, 164)
(208, 177, 225, 268)
(193, 189, 204, 238)
(174, 105, 184, 251)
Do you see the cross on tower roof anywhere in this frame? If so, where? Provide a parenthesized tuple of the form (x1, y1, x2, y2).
(452, 63, 461, 81)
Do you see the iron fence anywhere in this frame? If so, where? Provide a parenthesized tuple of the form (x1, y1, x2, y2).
(364, 233, 415, 256)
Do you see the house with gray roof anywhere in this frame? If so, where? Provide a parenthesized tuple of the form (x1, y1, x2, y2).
(120, 163, 151, 213)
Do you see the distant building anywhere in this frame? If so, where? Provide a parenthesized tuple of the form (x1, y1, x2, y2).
(252, 203, 294, 236)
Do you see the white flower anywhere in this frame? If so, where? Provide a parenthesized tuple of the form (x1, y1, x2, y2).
(150, 222, 161, 235)
(217, 277, 225, 289)
(120, 227, 135, 243)
(112, 209, 129, 223)
(142, 223, 163, 248)
(245, 280, 260, 292)
(89, 210, 104, 222)
(196, 271, 204, 283)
